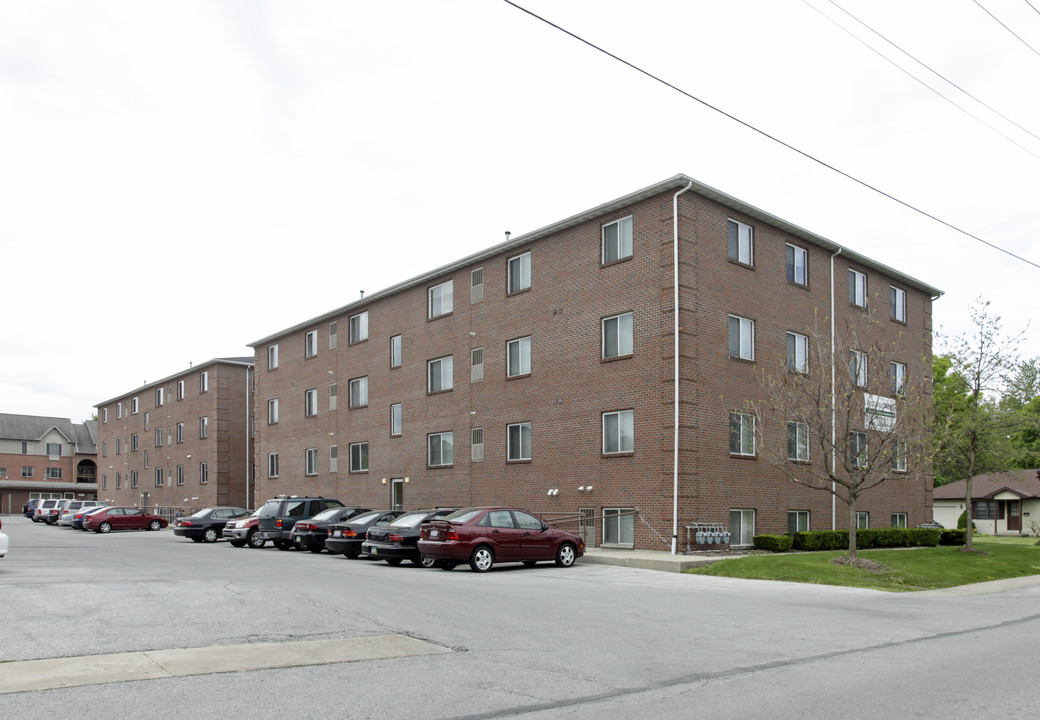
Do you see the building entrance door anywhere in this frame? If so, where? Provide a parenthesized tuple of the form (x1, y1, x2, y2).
(1006, 500, 1022, 532)
(391, 478, 404, 511)
(579, 507, 595, 548)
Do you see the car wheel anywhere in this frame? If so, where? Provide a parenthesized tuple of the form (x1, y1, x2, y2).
(440, 561, 457, 571)
(555, 542, 577, 567)
(344, 551, 360, 559)
(469, 545, 494, 573)
(274, 540, 293, 550)
(98, 522, 112, 534)
(229, 540, 246, 548)
(203, 528, 219, 543)
(247, 530, 265, 549)
(522, 560, 538, 567)
(148, 520, 163, 532)
(308, 545, 324, 554)
(419, 555, 439, 568)
(191, 536, 204, 543)
(384, 557, 403, 566)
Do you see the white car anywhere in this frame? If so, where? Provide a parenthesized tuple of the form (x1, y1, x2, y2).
(57, 500, 106, 526)
(0, 517, 9, 558)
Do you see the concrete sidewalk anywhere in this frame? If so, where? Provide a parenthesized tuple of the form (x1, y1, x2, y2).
(578, 546, 744, 573)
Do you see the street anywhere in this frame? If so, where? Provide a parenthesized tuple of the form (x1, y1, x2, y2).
(2, 519, 1039, 719)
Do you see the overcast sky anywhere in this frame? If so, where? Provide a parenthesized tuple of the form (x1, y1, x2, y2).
(2, 0, 1039, 422)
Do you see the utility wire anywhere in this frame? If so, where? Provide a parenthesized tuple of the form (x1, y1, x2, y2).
(813, 0, 1040, 153)
(974, 0, 1040, 58)
(1027, 0, 1040, 17)
(500, 0, 1040, 271)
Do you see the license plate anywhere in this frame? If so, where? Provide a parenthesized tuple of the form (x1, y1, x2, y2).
(294, 536, 302, 542)
(430, 529, 439, 539)
(332, 530, 341, 537)
(370, 547, 377, 554)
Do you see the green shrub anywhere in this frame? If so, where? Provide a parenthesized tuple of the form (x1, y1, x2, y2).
(872, 528, 911, 548)
(907, 528, 941, 547)
(790, 531, 819, 551)
(754, 534, 793, 552)
(940, 528, 967, 546)
(957, 511, 977, 531)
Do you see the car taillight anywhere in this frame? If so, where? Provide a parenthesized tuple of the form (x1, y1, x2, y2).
(445, 528, 459, 540)
(180, 520, 194, 526)
(387, 534, 404, 542)
(276, 519, 283, 528)
(345, 529, 357, 538)
(296, 523, 313, 531)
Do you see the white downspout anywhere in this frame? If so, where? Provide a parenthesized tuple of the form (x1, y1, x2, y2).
(830, 248, 842, 529)
(672, 180, 694, 554)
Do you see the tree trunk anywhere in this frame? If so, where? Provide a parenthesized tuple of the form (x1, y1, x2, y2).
(965, 444, 976, 551)
(847, 496, 858, 560)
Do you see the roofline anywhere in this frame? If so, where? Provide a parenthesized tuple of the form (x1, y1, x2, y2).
(249, 173, 945, 347)
(95, 357, 255, 408)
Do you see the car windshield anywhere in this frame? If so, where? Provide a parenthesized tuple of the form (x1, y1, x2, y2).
(258, 501, 283, 517)
(187, 509, 212, 518)
(343, 510, 381, 524)
(444, 508, 483, 524)
(389, 512, 430, 528)
(311, 508, 343, 522)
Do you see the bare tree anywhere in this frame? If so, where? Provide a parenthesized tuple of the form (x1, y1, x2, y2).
(750, 310, 932, 561)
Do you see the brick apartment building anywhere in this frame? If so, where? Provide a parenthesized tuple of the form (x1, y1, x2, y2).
(0, 414, 99, 513)
(95, 358, 253, 512)
(249, 174, 941, 550)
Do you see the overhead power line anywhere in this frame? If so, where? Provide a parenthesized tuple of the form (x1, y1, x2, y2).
(500, 0, 1040, 272)
(973, 0, 1040, 58)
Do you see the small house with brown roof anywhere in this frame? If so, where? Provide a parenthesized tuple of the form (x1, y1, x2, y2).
(932, 469, 1040, 535)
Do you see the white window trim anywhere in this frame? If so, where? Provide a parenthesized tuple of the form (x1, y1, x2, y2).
(507, 251, 532, 294)
(602, 216, 633, 264)
(728, 315, 755, 361)
(507, 422, 532, 461)
(727, 219, 753, 266)
(602, 410, 634, 455)
(506, 336, 532, 377)
(602, 312, 634, 359)
(729, 412, 756, 456)
(428, 280, 454, 319)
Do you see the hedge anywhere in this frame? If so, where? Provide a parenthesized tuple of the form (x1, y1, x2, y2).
(768, 527, 946, 553)
(753, 534, 793, 552)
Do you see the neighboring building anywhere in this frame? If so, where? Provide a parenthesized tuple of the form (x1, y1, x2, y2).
(0, 413, 98, 513)
(95, 358, 254, 512)
(248, 174, 940, 550)
(933, 470, 1040, 535)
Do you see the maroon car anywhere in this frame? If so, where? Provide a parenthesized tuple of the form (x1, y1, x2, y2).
(83, 507, 168, 534)
(417, 507, 584, 572)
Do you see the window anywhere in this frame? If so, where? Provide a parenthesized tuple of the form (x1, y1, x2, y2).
(849, 350, 867, 387)
(786, 243, 807, 286)
(602, 216, 633, 264)
(268, 453, 279, 478)
(507, 422, 532, 461)
(144, 449, 148, 467)
(116, 472, 121, 489)
(788, 510, 809, 533)
(471, 348, 484, 382)
(850, 431, 868, 469)
(329, 445, 338, 473)
(21, 467, 32, 478)
(471, 427, 484, 461)
(728, 315, 754, 361)
(390, 335, 402, 368)
(507, 336, 532, 377)
(199, 462, 209, 484)
(890, 286, 906, 323)
(429, 280, 453, 318)
(131, 397, 139, 414)
(328, 383, 337, 411)
(786, 332, 808, 373)
(349, 377, 368, 408)
(973, 500, 995, 520)
(305, 448, 318, 476)
(349, 442, 369, 472)
(46, 468, 62, 479)
(603, 410, 634, 454)
(130, 433, 139, 452)
(603, 508, 634, 546)
(117, 402, 122, 419)
(602, 313, 634, 359)
(329, 321, 338, 349)
(304, 331, 318, 359)
(729, 413, 756, 456)
(102, 441, 107, 457)
(428, 431, 454, 467)
(350, 312, 368, 343)
(849, 270, 867, 308)
(891, 513, 907, 528)
(390, 403, 402, 436)
(144, 412, 150, 430)
(117, 437, 122, 454)
(428, 356, 453, 393)
(268, 344, 279, 370)
(155, 468, 164, 487)
(305, 388, 318, 417)
(471, 267, 484, 303)
(891, 440, 907, 472)
(890, 361, 906, 396)
(199, 416, 208, 439)
(177, 380, 185, 400)
(200, 371, 209, 393)
(177, 422, 184, 443)
(730, 509, 755, 545)
(155, 387, 164, 407)
(102, 408, 108, 423)
(507, 251, 531, 294)
(21, 441, 30, 454)
(268, 398, 279, 424)
(787, 421, 809, 461)
(176, 465, 184, 486)
(856, 512, 869, 529)
(727, 219, 753, 266)
(155, 428, 164, 447)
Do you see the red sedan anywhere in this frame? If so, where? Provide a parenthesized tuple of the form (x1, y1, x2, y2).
(417, 507, 584, 572)
(83, 507, 168, 534)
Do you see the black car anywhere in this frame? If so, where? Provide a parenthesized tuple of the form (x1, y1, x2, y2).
(326, 510, 406, 558)
(255, 496, 345, 550)
(361, 509, 458, 567)
(290, 506, 371, 553)
(174, 507, 250, 543)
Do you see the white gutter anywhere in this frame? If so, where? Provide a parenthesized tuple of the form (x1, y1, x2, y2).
(672, 180, 694, 554)
(830, 247, 842, 529)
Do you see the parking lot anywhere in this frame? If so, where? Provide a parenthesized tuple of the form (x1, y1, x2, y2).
(3, 518, 1040, 719)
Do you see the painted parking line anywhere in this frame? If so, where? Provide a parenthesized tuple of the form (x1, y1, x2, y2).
(0, 634, 452, 695)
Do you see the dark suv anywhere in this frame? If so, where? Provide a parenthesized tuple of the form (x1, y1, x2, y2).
(255, 496, 345, 550)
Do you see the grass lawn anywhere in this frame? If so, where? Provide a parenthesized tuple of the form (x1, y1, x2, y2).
(686, 536, 1040, 592)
